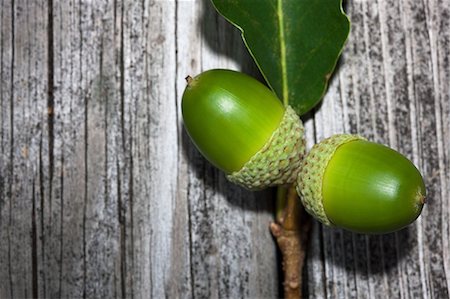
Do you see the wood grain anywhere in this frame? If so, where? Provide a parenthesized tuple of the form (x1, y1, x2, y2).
(0, 0, 449, 298)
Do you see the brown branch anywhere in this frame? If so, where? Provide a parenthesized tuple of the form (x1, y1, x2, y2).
(271, 184, 311, 299)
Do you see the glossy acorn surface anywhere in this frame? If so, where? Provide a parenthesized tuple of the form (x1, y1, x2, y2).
(182, 69, 284, 173)
(322, 140, 426, 234)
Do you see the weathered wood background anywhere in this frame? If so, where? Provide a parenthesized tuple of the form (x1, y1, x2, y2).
(0, 0, 449, 298)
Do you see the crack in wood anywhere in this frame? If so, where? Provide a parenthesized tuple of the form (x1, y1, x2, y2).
(8, 0, 15, 297)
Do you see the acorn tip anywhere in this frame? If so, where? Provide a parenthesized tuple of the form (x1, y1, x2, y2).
(185, 75, 193, 85)
(420, 195, 427, 204)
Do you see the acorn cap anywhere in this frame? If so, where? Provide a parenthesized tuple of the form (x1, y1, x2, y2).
(227, 105, 305, 190)
(296, 134, 364, 226)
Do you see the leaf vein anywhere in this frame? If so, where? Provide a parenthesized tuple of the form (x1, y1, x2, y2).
(277, 0, 288, 105)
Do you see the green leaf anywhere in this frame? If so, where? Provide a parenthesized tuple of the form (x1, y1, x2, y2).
(210, 0, 350, 115)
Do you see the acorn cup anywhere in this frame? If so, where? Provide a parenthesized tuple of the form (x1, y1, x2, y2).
(181, 69, 305, 190)
(297, 134, 426, 234)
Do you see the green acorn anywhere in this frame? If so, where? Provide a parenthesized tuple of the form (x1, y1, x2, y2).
(297, 134, 426, 234)
(182, 69, 305, 190)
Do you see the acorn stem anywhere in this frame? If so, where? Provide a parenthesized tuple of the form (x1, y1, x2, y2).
(276, 186, 288, 222)
(271, 184, 311, 299)
(283, 185, 301, 230)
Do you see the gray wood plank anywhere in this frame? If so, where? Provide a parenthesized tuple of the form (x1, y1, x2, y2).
(0, 1, 49, 299)
(50, 1, 88, 297)
(306, 0, 450, 298)
(176, 1, 278, 298)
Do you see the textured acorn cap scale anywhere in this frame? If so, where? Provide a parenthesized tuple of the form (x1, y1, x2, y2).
(227, 105, 305, 190)
(296, 134, 363, 226)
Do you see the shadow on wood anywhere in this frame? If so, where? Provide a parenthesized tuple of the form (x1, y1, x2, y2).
(181, 125, 275, 214)
(199, 0, 262, 80)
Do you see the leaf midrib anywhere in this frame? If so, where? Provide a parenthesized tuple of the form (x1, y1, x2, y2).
(277, 0, 288, 106)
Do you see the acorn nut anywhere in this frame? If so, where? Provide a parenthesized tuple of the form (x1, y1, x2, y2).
(297, 134, 426, 234)
(182, 69, 305, 190)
